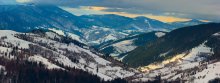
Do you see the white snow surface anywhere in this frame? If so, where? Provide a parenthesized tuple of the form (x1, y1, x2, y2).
(0, 65, 5, 70)
(49, 28, 65, 36)
(193, 62, 220, 83)
(0, 30, 30, 49)
(46, 32, 61, 39)
(28, 55, 63, 69)
(67, 32, 86, 44)
(83, 26, 129, 45)
(155, 32, 166, 37)
(101, 39, 137, 60)
(135, 41, 216, 82)
(213, 32, 220, 36)
(0, 30, 135, 81)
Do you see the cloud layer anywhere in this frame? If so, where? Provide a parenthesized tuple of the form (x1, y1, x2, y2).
(1, 0, 220, 22)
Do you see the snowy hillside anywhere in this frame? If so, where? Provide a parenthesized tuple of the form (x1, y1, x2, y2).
(82, 26, 130, 45)
(101, 39, 137, 60)
(98, 32, 166, 60)
(132, 33, 220, 83)
(0, 30, 136, 81)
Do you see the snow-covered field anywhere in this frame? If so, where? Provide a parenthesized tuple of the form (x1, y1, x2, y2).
(28, 55, 63, 69)
(83, 26, 129, 45)
(99, 31, 165, 60)
(101, 39, 137, 60)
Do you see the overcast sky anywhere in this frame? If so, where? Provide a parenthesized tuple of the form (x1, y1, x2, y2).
(1, 0, 220, 22)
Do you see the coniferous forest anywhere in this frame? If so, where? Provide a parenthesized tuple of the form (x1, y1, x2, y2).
(0, 57, 127, 83)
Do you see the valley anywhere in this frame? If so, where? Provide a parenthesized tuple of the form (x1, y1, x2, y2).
(0, 4, 219, 83)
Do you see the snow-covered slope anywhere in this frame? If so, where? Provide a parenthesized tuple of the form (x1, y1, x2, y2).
(28, 55, 63, 70)
(101, 39, 137, 60)
(155, 32, 166, 37)
(82, 26, 129, 45)
(48, 28, 86, 44)
(132, 32, 220, 83)
(0, 30, 136, 81)
(98, 32, 165, 60)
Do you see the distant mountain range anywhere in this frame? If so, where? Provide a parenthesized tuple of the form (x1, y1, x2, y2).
(0, 4, 219, 83)
(170, 19, 208, 28)
(0, 5, 208, 46)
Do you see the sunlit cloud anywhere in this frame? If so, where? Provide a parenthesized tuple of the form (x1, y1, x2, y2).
(62, 6, 190, 22)
(16, 0, 32, 3)
(87, 6, 108, 11)
(1, 0, 219, 22)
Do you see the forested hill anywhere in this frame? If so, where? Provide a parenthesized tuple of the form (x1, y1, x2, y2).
(124, 23, 220, 67)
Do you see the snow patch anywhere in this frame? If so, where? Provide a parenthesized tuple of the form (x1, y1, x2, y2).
(194, 62, 220, 83)
(213, 32, 220, 36)
(155, 32, 166, 37)
(140, 41, 213, 72)
(0, 30, 30, 49)
(49, 28, 65, 36)
(67, 32, 85, 44)
(28, 55, 63, 69)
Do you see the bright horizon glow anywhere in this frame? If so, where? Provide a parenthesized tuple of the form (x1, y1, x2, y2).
(62, 6, 193, 23)
(3, 0, 219, 22)
(16, 0, 32, 3)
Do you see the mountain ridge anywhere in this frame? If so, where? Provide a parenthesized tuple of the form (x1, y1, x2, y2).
(124, 23, 220, 67)
(0, 4, 203, 46)
(0, 29, 136, 81)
